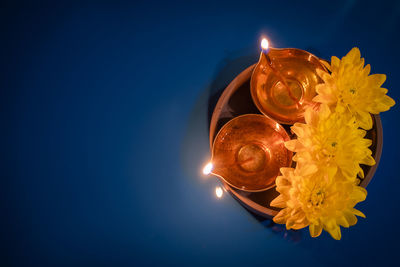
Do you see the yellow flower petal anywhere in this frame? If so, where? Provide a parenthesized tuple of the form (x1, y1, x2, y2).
(336, 216, 350, 228)
(355, 111, 373, 130)
(291, 124, 305, 138)
(309, 223, 323, 237)
(345, 47, 361, 63)
(284, 139, 302, 152)
(377, 95, 396, 111)
(279, 167, 294, 178)
(273, 209, 288, 224)
(367, 74, 386, 87)
(331, 56, 340, 71)
(326, 224, 342, 240)
(270, 194, 286, 208)
(351, 208, 366, 218)
(360, 154, 375, 166)
(343, 211, 358, 226)
(326, 165, 338, 179)
(296, 163, 318, 175)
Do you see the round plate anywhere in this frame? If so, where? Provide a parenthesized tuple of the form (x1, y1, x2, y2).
(211, 114, 292, 192)
(209, 64, 382, 218)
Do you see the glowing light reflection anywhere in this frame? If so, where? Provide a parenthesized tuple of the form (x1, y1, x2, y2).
(215, 186, 223, 198)
(202, 162, 213, 175)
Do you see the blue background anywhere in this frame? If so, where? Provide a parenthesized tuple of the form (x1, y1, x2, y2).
(2, 0, 400, 266)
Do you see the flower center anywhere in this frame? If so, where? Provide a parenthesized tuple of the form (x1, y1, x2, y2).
(320, 139, 338, 159)
(338, 86, 358, 108)
(310, 189, 325, 207)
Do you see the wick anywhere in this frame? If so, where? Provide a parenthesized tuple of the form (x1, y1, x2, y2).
(264, 53, 300, 107)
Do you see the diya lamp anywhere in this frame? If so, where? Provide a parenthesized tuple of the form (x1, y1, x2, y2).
(204, 114, 292, 192)
(251, 38, 327, 124)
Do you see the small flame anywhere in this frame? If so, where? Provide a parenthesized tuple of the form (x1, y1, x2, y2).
(215, 186, 223, 198)
(203, 162, 213, 175)
(261, 38, 269, 51)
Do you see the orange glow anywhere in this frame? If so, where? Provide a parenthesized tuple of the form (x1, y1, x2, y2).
(215, 186, 223, 198)
(202, 162, 213, 175)
(261, 38, 269, 51)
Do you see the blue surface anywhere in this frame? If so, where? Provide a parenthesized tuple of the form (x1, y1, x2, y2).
(2, 0, 400, 266)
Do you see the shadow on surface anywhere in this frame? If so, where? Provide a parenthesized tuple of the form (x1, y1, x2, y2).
(181, 47, 302, 243)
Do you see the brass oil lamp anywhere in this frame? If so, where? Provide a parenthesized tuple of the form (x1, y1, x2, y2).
(251, 39, 327, 124)
(206, 114, 292, 192)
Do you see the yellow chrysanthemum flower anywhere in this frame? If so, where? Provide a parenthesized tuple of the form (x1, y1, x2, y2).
(271, 167, 367, 240)
(285, 104, 375, 181)
(314, 47, 395, 130)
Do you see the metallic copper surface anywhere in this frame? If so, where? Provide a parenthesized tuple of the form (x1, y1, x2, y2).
(250, 48, 328, 124)
(211, 114, 292, 192)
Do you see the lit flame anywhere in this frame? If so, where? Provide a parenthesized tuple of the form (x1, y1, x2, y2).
(261, 38, 269, 51)
(202, 162, 213, 175)
(215, 186, 223, 198)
